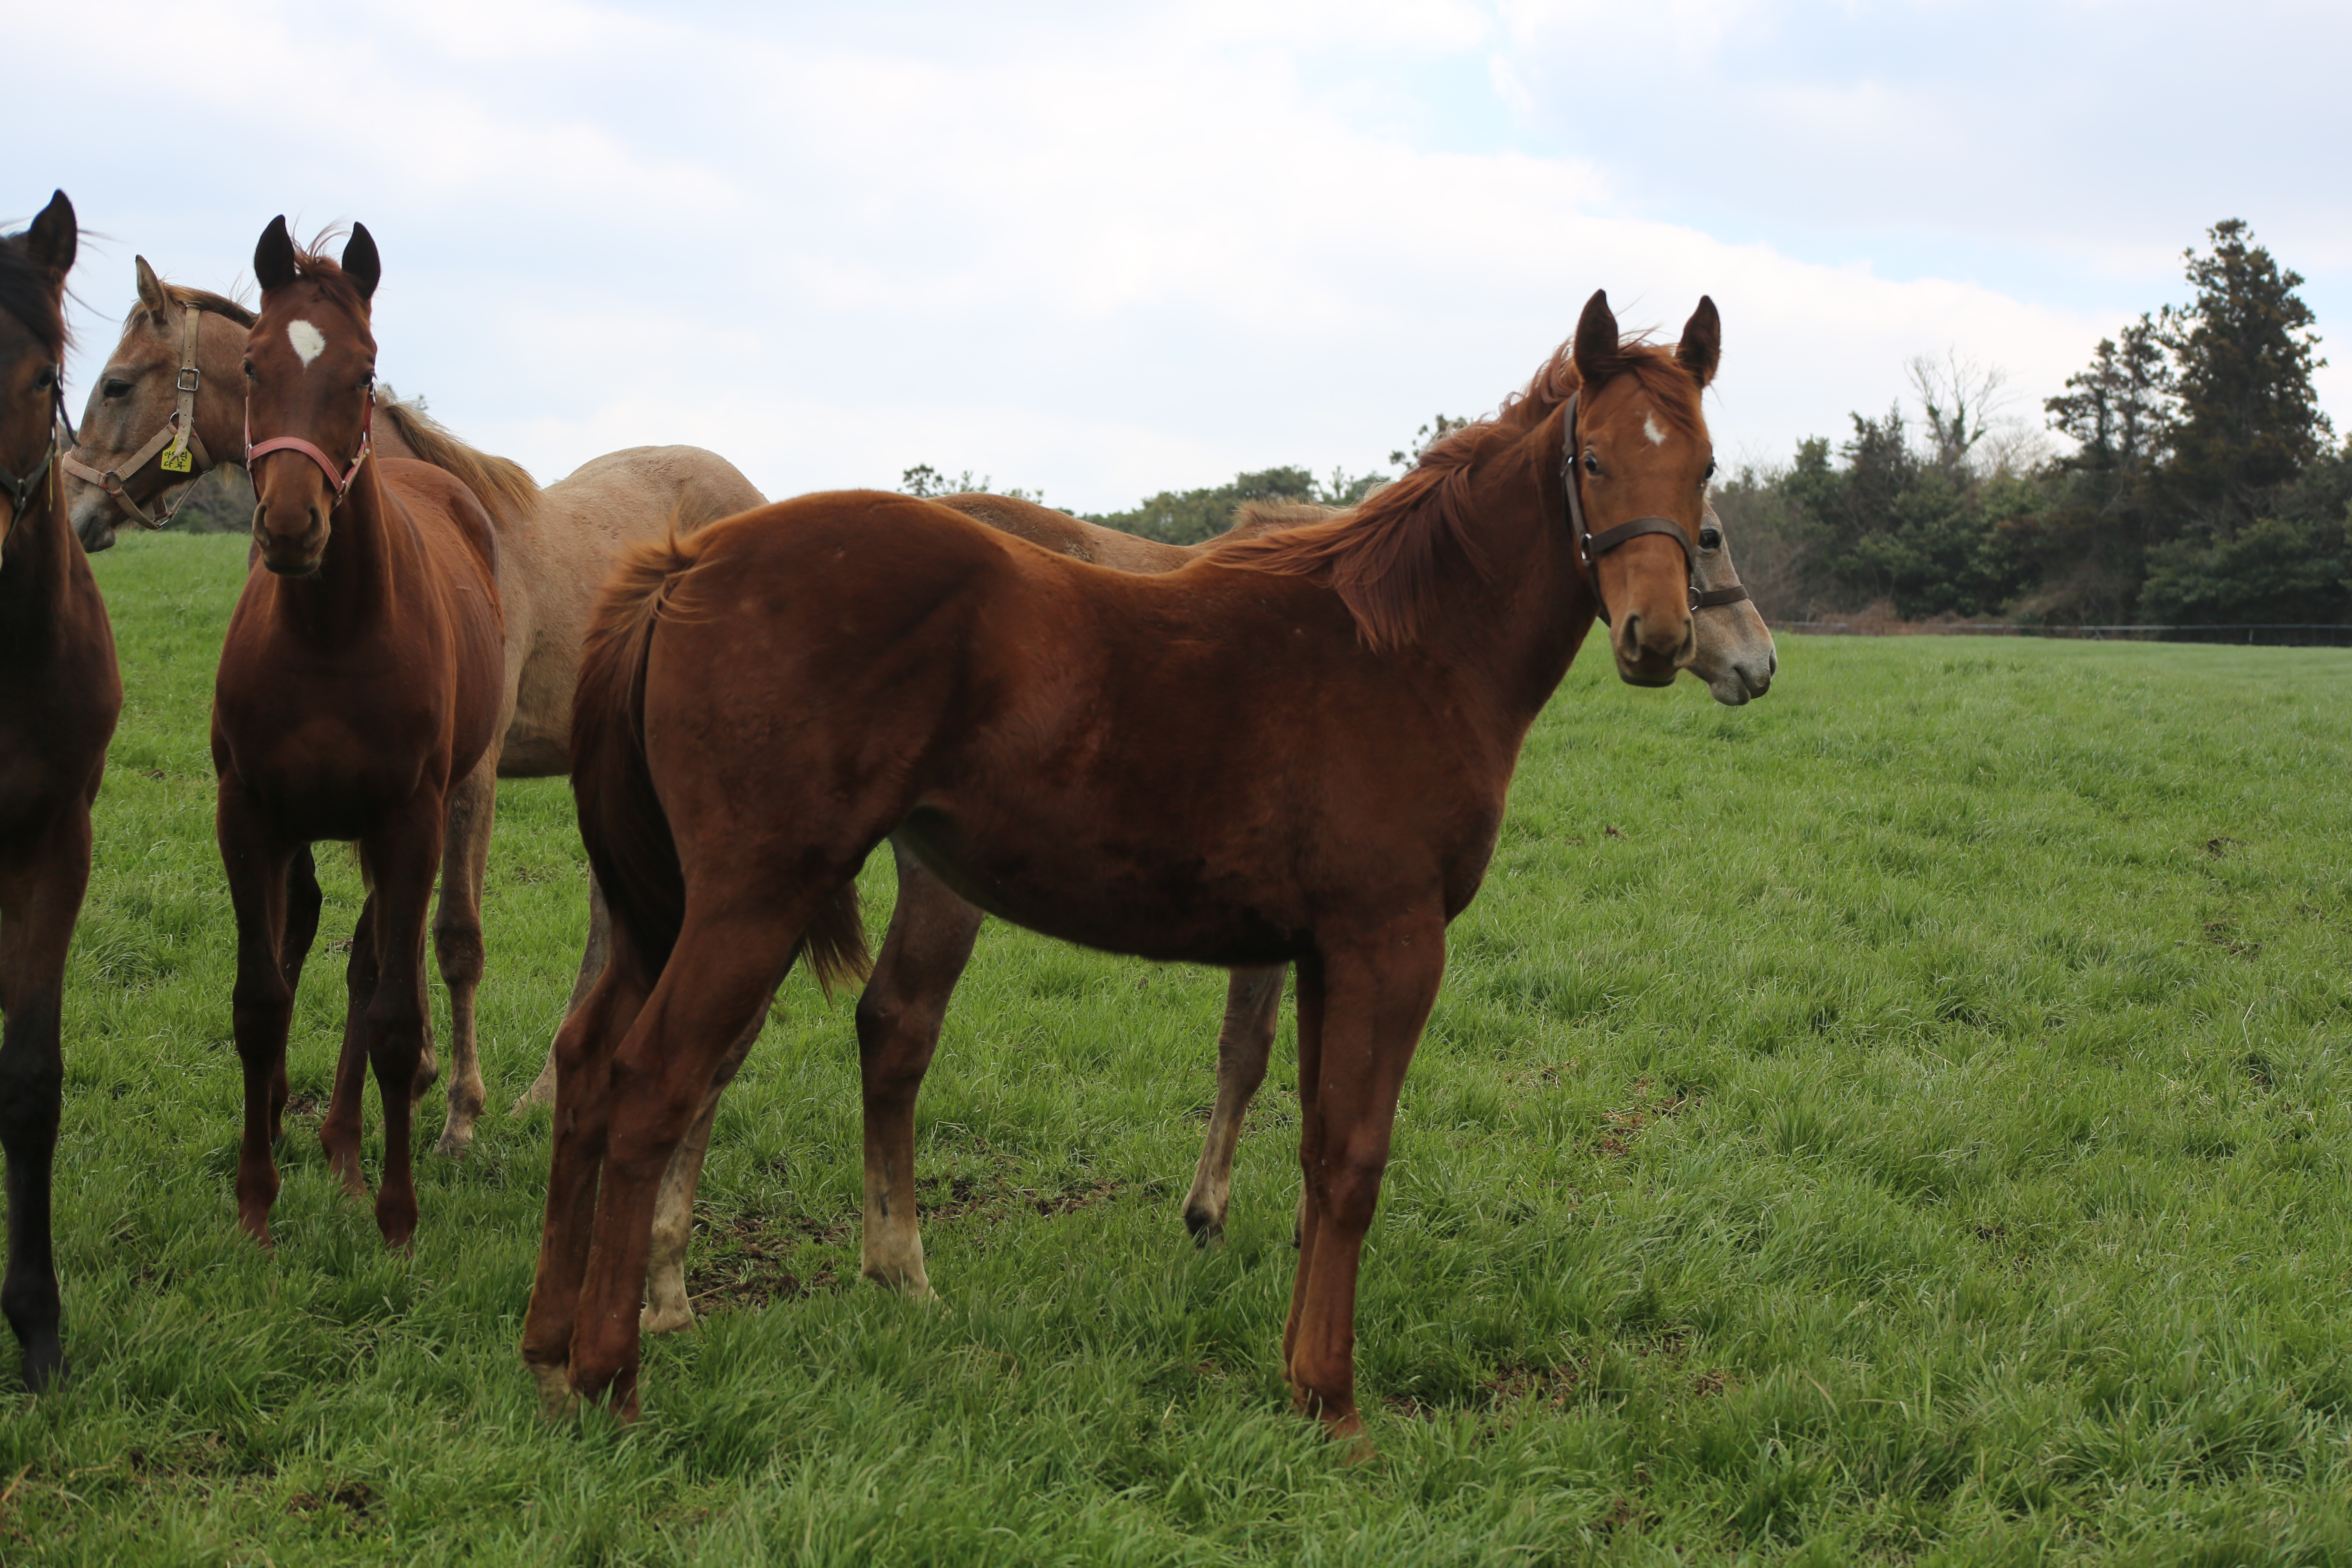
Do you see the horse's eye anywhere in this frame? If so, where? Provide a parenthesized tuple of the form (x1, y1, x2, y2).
(1581, 451, 1601, 476)
(242, 362, 256, 381)
(104, 378, 132, 399)
(1703, 459, 1717, 481)
(33, 366, 55, 390)
(1699, 527, 1722, 550)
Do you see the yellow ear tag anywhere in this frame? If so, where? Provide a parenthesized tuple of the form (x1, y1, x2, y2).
(160, 446, 194, 474)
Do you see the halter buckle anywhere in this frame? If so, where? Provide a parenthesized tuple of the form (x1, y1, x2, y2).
(176, 367, 201, 394)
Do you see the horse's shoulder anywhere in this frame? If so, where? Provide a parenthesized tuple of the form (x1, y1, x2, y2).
(378, 458, 501, 584)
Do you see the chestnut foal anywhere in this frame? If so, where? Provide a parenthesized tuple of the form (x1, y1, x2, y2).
(0, 192, 121, 1389)
(632, 494, 1776, 1334)
(212, 220, 503, 1247)
(525, 290, 1723, 1442)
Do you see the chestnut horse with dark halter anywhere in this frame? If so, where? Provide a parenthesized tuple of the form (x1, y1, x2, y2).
(523, 289, 1722, 1442)
(0, 192, 122, 1390)
(213, 218, 504, 1247)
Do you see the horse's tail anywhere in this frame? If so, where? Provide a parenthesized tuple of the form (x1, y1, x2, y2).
(571, 531, 871, 997)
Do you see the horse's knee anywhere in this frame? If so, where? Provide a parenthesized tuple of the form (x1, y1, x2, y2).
(432, 921, 486, 987)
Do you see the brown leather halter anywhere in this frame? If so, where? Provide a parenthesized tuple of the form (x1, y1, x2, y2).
(61, 300, 214, 530)
(1560, 389, 1719, 625)
(246, 376, 374, 503)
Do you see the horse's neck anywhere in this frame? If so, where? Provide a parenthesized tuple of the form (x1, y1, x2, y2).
(272, 462, 408, 639)
(1429, 435, 1600, 726)
(0, 484, 81, 664)
(190, 315, 252, 474)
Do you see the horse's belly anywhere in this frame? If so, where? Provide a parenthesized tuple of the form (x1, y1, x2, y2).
(230, 724, 428, 839)
(894, 808, 1302, 968)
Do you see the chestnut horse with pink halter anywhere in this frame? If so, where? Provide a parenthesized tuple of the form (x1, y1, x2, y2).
(522, 289, 1722, 1448)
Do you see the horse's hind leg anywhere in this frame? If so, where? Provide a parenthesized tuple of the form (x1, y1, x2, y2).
(568, 896, 815, 1415)
(1182, 964, 1285, 1244)
(321, 895, 379, 1198)
(855, 844, 983, 1298)
(219, 781, 299, 1245)
(359, 799, 448, 1248)
(521, 936, 649, 1414)
(0, 817, 94, 1390)
(269, 848, 323, 1141)
(432, 755, 498, 1155)
(642, 1012, 763, 1335)
(514, 873, 610, 1116)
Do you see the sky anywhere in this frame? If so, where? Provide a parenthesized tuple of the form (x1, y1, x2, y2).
(11, 0, 2349, 513)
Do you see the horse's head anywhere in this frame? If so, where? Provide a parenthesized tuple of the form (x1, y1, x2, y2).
(1565, 290, 1718, 687)
(0, 192, 74, 555)
(1685, 504, 1776, 705)
(66, 258, 243, 552)
(244, 216, 380, 577)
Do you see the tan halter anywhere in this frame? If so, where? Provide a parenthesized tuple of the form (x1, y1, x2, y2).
(60, 301, 214, 530)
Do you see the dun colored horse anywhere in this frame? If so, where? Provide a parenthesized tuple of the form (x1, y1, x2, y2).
(62, 257, 767, 1145)
(632, 492, 1775, 1334)
(0, 192, 122, 1390)
(214, 220, 505, 1246)
(524, 289, 1724, 1441)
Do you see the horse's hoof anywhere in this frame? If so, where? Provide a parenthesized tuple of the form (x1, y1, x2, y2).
(18, 1342, 66, 1396)
(528, 1361, 580, 1419)
(433, 1130, 472, 1159)
(640, 1303, 696, 1336)
(1182, 1202, 1226, 1246)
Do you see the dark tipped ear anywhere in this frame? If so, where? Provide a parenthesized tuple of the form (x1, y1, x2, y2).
(1572, 289, 1619, 384)
(134, 255, 171, 317)
(26, 190, 76, 281)
(1676, 296, 1720, 388)
(254, 216, 296, 294)
(343, 224, 380, 304)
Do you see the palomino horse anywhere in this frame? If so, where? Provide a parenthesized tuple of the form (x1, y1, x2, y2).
(630, 492, 1776, 1334)
(523, 288, 1722, 1441)
(214, 220, 506, 1247)
(62, 258, 766, 1148)
(0, 193, 122, 1391)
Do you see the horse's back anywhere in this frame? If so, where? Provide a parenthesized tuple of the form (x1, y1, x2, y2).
(547, 445, 766, 543)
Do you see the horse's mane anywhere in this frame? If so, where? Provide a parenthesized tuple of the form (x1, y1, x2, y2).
(155, 283, 255, 328)
(378, 395, 541, 521)
(281, 233, 374, 322)
(1212, 335, 1701, 649)
(0, 227, 67, 358)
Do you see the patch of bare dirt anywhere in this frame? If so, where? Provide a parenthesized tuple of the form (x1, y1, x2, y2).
(1597, 1078, 1689, 1157)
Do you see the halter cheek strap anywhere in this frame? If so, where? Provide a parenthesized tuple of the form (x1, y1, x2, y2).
(1, 378, 71, 552)
(1560, 389, 1700, 627)
(246, 379, 374, 503)
(60, 301, 214, 530)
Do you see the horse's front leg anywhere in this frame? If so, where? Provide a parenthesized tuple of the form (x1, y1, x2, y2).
(432, 754, 498, 1154)
(1182, 964, 1285, 1244)
(270, 848, 324, 1141)
(218, 780, 299, 1246)
(358, 796, 448, 1248)
(320, 894, 378, 1198)
(1283, 922, 1446, 1449)
(0, 811, 94, 1390)
(855, 844, 984, 1298)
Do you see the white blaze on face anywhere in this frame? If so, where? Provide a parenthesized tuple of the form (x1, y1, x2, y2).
(287, 319, 327, 368)
(1643, 412, 1667, 446)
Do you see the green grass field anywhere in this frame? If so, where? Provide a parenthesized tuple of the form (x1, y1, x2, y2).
(4, 530, 2351, 1564)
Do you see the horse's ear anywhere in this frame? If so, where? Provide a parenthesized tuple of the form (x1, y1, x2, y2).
(1573, 289, 1619, 384)
(134, 255, 171, 318)
(1676, 296, 1720, 388)
(254, 216, 296, 294)
(26, 190, 76, 282)
(343, 224, 380, 304)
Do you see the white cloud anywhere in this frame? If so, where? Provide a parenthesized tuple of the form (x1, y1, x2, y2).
(18, 0, 2342, 513)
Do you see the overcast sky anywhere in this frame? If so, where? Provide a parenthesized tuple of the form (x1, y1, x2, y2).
(13, 0, 2349, 512)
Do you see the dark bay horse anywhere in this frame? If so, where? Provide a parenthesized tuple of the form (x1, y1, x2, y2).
(61, 260, 768, 1147)
(633, 492, 1776, 1334)
(524, 289, 1723, 1441)
(0, 193, 122, 1390)
(213, 220, 504, 1247)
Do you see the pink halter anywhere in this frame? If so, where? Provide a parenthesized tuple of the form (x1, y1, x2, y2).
(246, 379, 374, 502)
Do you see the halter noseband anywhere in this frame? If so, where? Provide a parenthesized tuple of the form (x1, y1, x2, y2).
(245, 376, 374, 504)
(60, 300, 215, 530)
(1561, 389, 1722, 626)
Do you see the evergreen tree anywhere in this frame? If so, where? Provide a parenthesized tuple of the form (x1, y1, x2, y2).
(2155, 218, 2329, 535)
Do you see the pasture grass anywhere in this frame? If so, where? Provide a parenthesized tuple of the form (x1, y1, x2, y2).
(4, 529, 2350, 1564)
